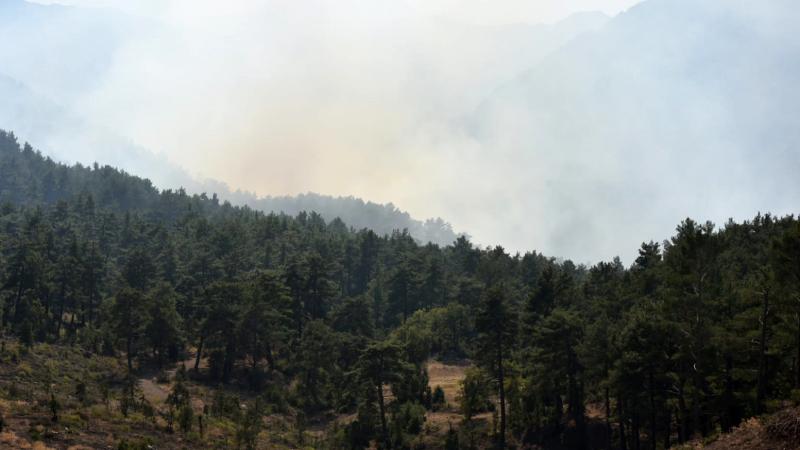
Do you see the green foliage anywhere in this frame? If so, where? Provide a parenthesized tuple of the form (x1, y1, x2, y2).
(75, 381, 88, 405)
(167, 365, 190, 409)
(390, 401, 427, 447)
(111, 288, 150, 372)
(178, 404, 193, 434)
(444, 423, 459, 450)
(235, 399, 264, 450)
(145, 282, 183, 367)
(49, 392, 60, 422)
(459, 367, 492, 421)
(431, 385, 446, 411)
(294, 320, 341, 413)
(474, 283, 517, 447)
(330, 295, 374, 338)
(116, 437, 155, 450)
(391, 365, 430, 407)
(1, 131, 800, 448)
(211, 390, 240, 419)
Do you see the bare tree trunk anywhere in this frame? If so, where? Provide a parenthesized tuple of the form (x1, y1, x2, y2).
(377, 383, 388, 446)
(265, 341, 275, 371)
(56, 278, 66, 339)
(722, 354, 735, 432)
(618, 396, 627, 450)
(795, 310, 800, 389)
(498, 341, 507, 449)
(649, 369, 657, 450)
(10, 265, 26, 326)
(692, 377, 701, 438)
(194, 335, 204, 372)
(756, 288, 770, 413)
(87, 272, 96, 327)
(677, 376, 688, 443)
(605, 386, 612, 450)
(126, 333, 133, 372)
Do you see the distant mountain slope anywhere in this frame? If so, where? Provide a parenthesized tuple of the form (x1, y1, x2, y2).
(468, 0, 800, 260)
(0, 0, 149, 105)
(0, 73, 203, 193)
(0, 1, 465, 245)
(0, 0, 617, 249)
(224, 191, 460, 245)
(0, 129, 460, 243)
(404, 11, 610, 114)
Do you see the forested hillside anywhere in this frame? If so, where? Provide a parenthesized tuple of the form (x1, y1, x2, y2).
(226, 191, 460, 247)
(0, 126, 458, 245)
(1, 129, 799, 449)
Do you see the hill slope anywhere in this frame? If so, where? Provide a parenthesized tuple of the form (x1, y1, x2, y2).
(0, 0, 618, 249)
(0, 128, 460, 243)
(678, 406, 800, 450)
(469, 0, 800, 259)
(1, 130, 799, 450)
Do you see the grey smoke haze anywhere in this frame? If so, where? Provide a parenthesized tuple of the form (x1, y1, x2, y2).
(469, 0, 800, 260)
(1, 0, 798, 263)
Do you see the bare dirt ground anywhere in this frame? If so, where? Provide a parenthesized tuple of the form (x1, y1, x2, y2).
(424, 359, 491, 435)
(427, 360, 468, 406)
(138, 377, 168, 405)
(425, 359, 467, 433)
(138, 355, 206, 415)
(675, 406, 800, 450)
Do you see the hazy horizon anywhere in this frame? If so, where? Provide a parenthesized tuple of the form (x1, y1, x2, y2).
(3, 0, 798, 264)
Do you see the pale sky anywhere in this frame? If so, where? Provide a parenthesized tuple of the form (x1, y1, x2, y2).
(31, 0, 640, 25)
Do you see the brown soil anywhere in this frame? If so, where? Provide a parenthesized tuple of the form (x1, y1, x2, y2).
(677, 407, 800, 450)
(427, 359, 469, 406)
(424, 359, 491, 436)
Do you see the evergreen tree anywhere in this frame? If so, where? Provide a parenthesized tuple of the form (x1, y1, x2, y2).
(356, 341, 407, 446)
(475, 284, 517, 449)
(111, 287, 150, 372)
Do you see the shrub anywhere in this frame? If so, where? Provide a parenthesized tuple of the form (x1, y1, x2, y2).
(116, 437, 155, 450)
(7, 381, 20, 399)
(75, 381, 88, 405)
(390, 401, 427, 447)
(791, 389, 800, 406)
(260, 382, 289, 414)
(766, 407, 800, 442)
(211, 390, 240, 419)
(235, 401, 263, 450)
(17, 362, 33, 378)
(458, 368, 491, 421)
(431, 385, 446, 411)
(444, 423, 459, 450)
(179, 404, 194, 434)
(395, 401, 426, 434)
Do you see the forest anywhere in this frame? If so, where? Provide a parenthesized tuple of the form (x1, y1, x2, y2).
(1, 127, 799, 449)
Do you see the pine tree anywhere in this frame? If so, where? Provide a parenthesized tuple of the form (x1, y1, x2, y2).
(475, 284, 517, 449)
(111, 287, 150, 372)
(356, 341, 407, 446)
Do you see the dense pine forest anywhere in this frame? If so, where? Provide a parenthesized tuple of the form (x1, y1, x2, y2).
(1, 128, 799, 449)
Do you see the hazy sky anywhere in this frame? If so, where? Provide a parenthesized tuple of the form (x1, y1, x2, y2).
(12, 0, 797, 263)
(32, 0, 640, 25)
(17, 0, 636, 256)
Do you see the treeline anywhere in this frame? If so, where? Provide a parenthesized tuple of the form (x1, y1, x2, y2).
(227, 191, 461, 247)
(1, 129, 799, 449)
(469, 215, 800, 449)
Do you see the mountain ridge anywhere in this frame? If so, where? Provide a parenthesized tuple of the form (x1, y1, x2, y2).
(466, 0, 800, 261)
(0, 128, 462, 244)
